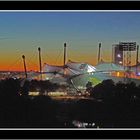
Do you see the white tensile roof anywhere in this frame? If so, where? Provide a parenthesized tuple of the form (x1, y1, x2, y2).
(43, 60, 96, 76)
(66, 60, 96, 73)
(95, 62, 124, 72)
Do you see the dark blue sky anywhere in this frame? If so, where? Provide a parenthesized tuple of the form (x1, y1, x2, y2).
(0, 11, 140, 70)
(1, 12, 140, 40)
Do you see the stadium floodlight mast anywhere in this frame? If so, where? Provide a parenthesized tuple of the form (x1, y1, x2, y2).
(119, 42, 137, 82)
(22, 55, 27, 79)
(38, 47, 42, 80)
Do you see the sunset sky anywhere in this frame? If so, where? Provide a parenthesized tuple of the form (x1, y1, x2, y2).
(0, 11, 140, 71)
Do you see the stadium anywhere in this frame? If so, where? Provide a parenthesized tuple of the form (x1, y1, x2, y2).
(4, 42, 140, 92)
(42, 42, 140, 91)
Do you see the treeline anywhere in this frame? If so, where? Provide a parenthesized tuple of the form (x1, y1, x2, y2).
(89, 79, 140, 101)
(0, 78, 140, 128)
(0, 78, 67, 128)
(75, 79, 140, 128)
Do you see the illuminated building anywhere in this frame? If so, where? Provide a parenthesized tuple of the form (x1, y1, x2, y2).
(112, 44, 123, 65)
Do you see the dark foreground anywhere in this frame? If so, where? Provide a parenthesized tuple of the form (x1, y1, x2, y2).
(0, 78, 140, 128)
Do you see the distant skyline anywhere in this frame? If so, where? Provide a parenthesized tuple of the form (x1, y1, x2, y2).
(0, 11, 140, 71)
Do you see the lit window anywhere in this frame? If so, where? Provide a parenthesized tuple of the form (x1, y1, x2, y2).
(119, 61, 122, 64)
(117, 54, 121, 58)
(117, 72, 120, 77)
(137, 72, 140, 76)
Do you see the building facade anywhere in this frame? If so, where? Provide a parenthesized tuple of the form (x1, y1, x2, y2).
(113, 44, 123, 65)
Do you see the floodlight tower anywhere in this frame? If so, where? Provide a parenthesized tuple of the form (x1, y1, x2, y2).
(119, 42, 136, 82)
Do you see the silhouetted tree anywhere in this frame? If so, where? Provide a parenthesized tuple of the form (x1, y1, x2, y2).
(90, 79, 115, 100)
(21, 80, 30, 96)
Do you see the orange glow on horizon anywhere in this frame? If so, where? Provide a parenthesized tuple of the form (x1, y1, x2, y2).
(0, 51, 137, 72)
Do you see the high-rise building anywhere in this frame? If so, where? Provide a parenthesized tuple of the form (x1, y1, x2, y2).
(112, 44, 123, 65)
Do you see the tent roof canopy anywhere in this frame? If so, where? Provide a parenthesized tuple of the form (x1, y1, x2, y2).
(43, 59, 96, 76)
(95, 62, 124, 71)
